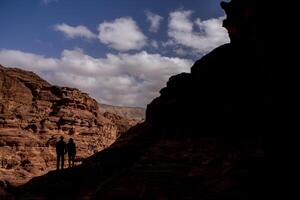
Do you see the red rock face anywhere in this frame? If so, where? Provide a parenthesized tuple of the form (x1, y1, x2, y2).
(0, 64, 142, 186)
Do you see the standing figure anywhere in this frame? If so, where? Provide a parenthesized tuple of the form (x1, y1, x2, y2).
(67, 138, 76, 168)
(56, 136, 67, 170)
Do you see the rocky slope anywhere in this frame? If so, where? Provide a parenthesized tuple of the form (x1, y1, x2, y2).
(0, 65, 139, 186)
(99, 103, 145, 121)
(10, 123, 265, 200)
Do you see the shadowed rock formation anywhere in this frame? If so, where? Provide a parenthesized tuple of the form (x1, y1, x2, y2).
(146, 0, 271, 136)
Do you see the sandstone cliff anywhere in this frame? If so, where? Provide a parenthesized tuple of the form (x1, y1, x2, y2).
(0, 65, 139, 186)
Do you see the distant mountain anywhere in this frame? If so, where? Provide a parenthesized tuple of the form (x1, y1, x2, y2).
(99, 104, 145, 121)
(0, 64, 141, 186)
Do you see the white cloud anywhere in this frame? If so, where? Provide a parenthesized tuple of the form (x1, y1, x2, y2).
(54, 23, 97, 39)
(151, 40, 159, 48)
(168, 10, 229, 54)
(161, 40, 176, 48)
(174, 48, 189, 56)
(42, 0, 58, 5)
(146, 11, 163, 33)
(0, 49, 192, 107)
(98, 17, 147, 51)
(0, 49, 59, 71)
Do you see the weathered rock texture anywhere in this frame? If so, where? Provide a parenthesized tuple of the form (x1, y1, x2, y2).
(99, 104, 145, 121)
(0, 65, 139, 186)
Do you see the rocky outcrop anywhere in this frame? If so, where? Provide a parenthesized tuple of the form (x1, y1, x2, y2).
(0, 65, 138, 186)
(0, 66, 98, 133)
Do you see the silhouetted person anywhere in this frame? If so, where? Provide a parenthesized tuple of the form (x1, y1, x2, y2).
(56, 136, 66, 170)
(67, 138, 76, 168)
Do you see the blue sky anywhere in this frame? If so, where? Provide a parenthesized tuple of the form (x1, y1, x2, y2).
(0, 0, 229, 107)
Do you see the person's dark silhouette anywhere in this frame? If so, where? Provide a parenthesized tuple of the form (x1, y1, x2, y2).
(56, 136, 67, 170)
(67, 138, 76, 168)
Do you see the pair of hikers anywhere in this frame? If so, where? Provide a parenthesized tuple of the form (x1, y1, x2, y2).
(56, 136, 76, 170)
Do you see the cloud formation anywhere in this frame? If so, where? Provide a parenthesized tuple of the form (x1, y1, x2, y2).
(0, 49, 192, 107)
(168, 10, 229, 54)
(42, 0, 58, 5)
(98, 17, 147, 51)
(146, 11, 163, 33)
(54, 23, 97, 39)
(1, 10, 229, 107)
(0, 49, 59, 71)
